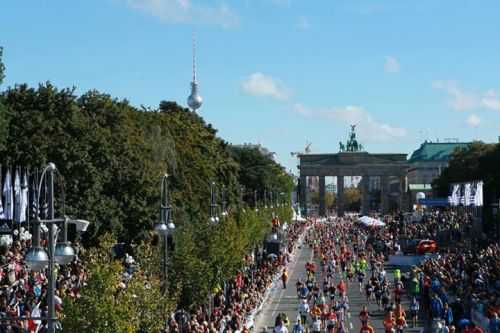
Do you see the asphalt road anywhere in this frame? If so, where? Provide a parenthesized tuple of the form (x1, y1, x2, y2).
(253, 227, 427, 333)
(254, 237, 314, 332)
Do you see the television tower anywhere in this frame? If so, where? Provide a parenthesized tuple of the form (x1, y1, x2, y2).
(187, 34, 203, 112)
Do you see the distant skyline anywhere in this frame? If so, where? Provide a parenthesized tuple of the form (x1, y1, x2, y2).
(1, 0, 499, 173)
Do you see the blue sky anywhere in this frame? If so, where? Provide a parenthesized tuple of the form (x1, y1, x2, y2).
(1, 0, 499, 173)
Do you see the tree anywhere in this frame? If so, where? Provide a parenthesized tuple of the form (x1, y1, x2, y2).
(62, 234, 174, 333)
(0, 81, 296, 327)
(229, 145, 294, 205)
(343, 187, 361, 211)
(0, 47, 8, 151)
(0, 47, 5, 86)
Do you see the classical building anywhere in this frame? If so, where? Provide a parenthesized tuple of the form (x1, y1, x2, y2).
(407, 141, 470, 205)
(298, 126, 408, 216)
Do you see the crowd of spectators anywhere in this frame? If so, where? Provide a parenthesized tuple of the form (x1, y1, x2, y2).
(0, 226, 87, 333)
(166, 219, 309, 333)
(400, 210, 474, 243)
(413, 242, 500, 332)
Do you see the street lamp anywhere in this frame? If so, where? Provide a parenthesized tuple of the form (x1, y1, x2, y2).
(0, 221, 13, 248)
(254, 190, 258, 212)
(24, 162, 89, 333)
(239, 185, 245, 212)
(210, 182, 219, 224)
(154, 174, 175, 296)
(221, 185, 228, 217)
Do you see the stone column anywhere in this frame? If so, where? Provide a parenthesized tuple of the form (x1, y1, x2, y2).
(380, 175, 389, 214)
(361, 176, 370, 215)
(299, 175, 308, 216)
(336, 176, 344, 217)
(399, 175, 407, 212)
(319, 176, 326, 217)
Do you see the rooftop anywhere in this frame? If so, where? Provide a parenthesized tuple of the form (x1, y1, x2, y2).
(408, 141, 470, 163)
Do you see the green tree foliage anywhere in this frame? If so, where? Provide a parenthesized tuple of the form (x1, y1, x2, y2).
(170, 205, 291, 308)
(0, 47, 5, 86)
(433, 142, 499, 196)
(343, 187, 361, 211)
(310, 191, 336, 209)
(1, 82, 296, 328)
(0, 47, 8, 151)
(0, 84, 265, 243)
(229, 145, 294, 204)
(62, 234, 175, 333)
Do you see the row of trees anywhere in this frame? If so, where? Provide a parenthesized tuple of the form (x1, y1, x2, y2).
(309, 188, 363, 212)
(0, 51, 295, 332)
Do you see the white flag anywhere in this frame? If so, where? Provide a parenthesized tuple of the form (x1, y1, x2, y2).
(19, 173, 28, 222)
(464, 183, 471, 206)
(0, 180, 4, 219)
(14, 170, 22, 222)
(2, 170, 13, 220)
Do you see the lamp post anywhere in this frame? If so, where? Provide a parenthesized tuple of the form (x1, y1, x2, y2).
(24, 163, 88, 333)
(210, 182, 219, 224)
(254, 190, 258, 212)
(239, 185, 245, 212)
(154, 174, 175, 296)
(221, 185, 228, 218)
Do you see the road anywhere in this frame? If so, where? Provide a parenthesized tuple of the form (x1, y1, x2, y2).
(254, 236, 314, 332)
(253, 229, 427, 333)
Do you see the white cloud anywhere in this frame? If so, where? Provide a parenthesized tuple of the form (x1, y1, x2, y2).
(126, 0, 239, 28)
(384, 56, 400, 73)
(466, 114, 481, 128)
(481, 89, 500, 111)
(298, 16, 310, 30)
(432, 80, 477, 111)
(433, 81, 500, 112)
(291, 104, 406, 142)
(241, 72, 291, 101)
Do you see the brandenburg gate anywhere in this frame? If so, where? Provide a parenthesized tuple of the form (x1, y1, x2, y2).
(298, 126, 408, 216)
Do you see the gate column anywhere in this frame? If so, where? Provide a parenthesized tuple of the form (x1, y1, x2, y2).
(336, 175, 345, 217)
(361, 176, 370, 215)
(319, 176, 326, 217)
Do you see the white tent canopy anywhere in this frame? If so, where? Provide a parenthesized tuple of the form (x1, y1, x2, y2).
(359, 216, 385, 227)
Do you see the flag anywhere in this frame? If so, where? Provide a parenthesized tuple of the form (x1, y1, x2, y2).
(19, 172, 28, 222)
(2, 169, 13, 220)
(14, 169, 22, 222)
(19, 173, 29, 222)
(0, 180, 4, 219)
(31, 178, 38, 219)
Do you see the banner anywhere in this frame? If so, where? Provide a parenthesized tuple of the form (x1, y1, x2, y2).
(448, 181, 483, 207)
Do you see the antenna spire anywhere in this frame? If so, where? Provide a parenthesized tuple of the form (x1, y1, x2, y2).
(192, 32, 197, 83)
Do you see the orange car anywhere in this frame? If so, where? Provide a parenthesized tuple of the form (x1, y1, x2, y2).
(416, 240, 437, 254)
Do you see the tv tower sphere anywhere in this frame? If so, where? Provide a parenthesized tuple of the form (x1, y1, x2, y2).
(187, 35, 202, 112)
(187, 81, 202, 111)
